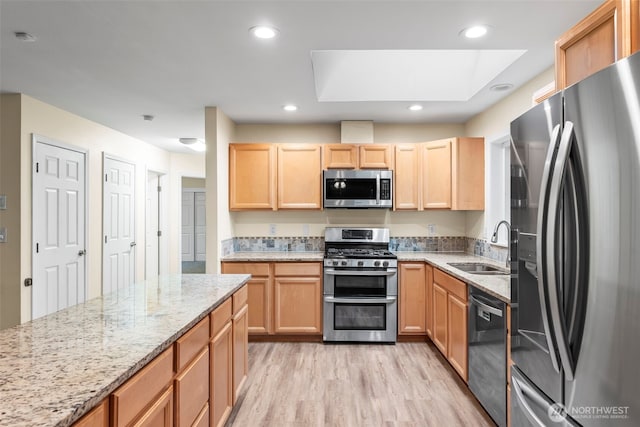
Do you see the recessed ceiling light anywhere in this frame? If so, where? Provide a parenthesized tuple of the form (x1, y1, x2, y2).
(283, 104, 298, 112)
(461, 25, 488, 39)
(250, 26, 279, 39)
(490, 83, 514, 92)
(408, 104, 423, 111)
(14, 32, 37, 42)
(142, 114, 154, 121)
(179, 138, 206, 152)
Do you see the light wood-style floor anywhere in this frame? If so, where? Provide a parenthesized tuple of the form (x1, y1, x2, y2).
(227, 341, 495, 427)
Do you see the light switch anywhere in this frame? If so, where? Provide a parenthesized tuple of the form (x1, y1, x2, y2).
(0, 227, 7, 243)
(269, 224, 277, 235)
(0, 195, 6, 210)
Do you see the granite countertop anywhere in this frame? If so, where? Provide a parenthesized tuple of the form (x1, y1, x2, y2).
(396, 252, 510, 302)
(221, 251, 324, 262)
(0, 274, 250, 427)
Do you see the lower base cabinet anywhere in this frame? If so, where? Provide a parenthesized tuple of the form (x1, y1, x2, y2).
(75, 286, 248, 427)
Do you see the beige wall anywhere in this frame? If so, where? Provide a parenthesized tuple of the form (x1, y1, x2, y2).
(182, 177, 205, 188)
(0, 94, 204, 327)
(373, 123, 465, 142)
(464, 66, 555, 240)
(0, 95, 23, 329)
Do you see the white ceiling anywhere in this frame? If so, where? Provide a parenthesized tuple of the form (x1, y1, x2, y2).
(0, 0, 600, 153)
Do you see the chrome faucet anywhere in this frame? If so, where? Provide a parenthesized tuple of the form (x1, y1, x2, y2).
(491, 220, 511, 269)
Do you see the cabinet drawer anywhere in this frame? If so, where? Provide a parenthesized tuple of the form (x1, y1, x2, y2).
(233, 285, 248, 314)
(434, 268, 467, 301)
(175, 347, 209, 427)
(274, 262, 321, 277)
(211, 298, 233, 337)
(74, 399, 108, 427)
(221, 262, 270, 276)
(111, 346, 174, 427)
(175, 316, 210, 372)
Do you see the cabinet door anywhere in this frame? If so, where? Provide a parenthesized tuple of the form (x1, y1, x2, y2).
(274, 276, 322, 334)
(394, 144, 420, 210)
(233, 304, 249, 402)
(422, 139, 452, 209)
(452, 137, 484, 211)
(74, 399, 108, 427)
(359, 144, 392, 169)
(277, 144, 322, 209)
(211, 321, 233, 427)
(323, 144, 358, 169)
(432, 283, 448, 355)
(221, 262, 272, 335)
(447, 294, 468, 382)
(132, 386, 173, 427)
(399, 263, 426, 335)
(229, 144, 276, 210)
(175, 347, 209, 427)
(555, 0, 618, 89)
(425, 264, 434, 339)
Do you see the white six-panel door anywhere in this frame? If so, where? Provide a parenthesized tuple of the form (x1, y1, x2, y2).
(103, 156, 135, 296)
(181, 191, 195, 262)
(194, 191, 206, 262)
(32, 136, 86, 320)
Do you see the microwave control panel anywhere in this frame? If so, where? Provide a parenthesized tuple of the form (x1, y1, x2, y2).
(381, 179, 391, 200)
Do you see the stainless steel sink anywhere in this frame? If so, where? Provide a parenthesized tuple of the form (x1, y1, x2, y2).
(447, 262, 509, 275)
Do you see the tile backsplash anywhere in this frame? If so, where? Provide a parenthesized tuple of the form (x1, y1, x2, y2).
(466, 237, 509, 263)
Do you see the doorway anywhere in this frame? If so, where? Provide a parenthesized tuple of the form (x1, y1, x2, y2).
(182, 177, 206, 273)
(103, 154, 136, 296)
(32, 135, 87, 320)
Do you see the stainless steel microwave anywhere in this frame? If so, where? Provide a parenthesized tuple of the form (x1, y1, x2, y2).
(323, 169, 393, 208)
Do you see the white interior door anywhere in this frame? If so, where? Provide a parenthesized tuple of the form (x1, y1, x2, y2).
(181, 191, 195, 262)
(145, 172, 160, 279)
(194, 191, 206, 262)
(32, 136, 86, 319)
(103, 156, 135, 296)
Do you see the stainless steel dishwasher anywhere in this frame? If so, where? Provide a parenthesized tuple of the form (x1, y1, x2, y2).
(468, 286, 507, 427)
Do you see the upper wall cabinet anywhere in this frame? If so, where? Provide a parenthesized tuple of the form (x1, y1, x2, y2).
(229, 143, 322, 211)
(394, 144, 421, 210)
(419, 137, 484, 211)
(556, 0, 640, 89)
(323, 144, 393, 169)
(277, 144, 322, 209)
(229, 144, 276, 210)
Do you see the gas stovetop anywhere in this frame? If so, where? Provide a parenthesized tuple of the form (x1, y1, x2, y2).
(325, 247, 397, 259)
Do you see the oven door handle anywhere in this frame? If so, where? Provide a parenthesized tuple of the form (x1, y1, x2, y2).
(324, 296, 397, 305)
(324, 269, 397, 276)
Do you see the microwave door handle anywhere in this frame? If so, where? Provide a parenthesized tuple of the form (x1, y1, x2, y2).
(376, 173, 381, 205)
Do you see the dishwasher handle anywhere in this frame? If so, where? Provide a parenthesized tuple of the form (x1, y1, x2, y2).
(470, 295, 503, 317)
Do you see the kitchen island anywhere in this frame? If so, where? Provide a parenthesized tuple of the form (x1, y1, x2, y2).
(0, 273, 250, 427)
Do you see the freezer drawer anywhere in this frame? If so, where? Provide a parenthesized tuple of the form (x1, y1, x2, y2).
(511, 366, 579, 427)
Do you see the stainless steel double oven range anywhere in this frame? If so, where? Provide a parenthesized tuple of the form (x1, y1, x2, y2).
(322, 227, 398, 343)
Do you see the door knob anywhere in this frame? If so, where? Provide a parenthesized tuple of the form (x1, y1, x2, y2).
(78, 249, 86, 256)
(130, 242, 137, 248)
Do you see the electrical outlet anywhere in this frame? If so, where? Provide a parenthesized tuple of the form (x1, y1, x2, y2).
(269, 224, 277, 235)
(427, 224, 436, 236)
(0, 227, 6, 243)
(302, 224, 309, 236)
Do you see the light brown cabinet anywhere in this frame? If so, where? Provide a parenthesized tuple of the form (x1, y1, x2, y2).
(210, 299, 233, 427)
(422, 137, 484, 211)
(232, 286, 249, 402)
(425, 264, 434, 339)
(431, 268, 468, 381)
(394, 144, 421, 210)
(229, 144, 276, 210)
(175, 347, 209, 427)
(74, 399, 109, 427)
(556, 0, 640, 90)
(399, 262, 426, 335)
(274, 263, 322, 334)
(221, 261, 322, 337)
(323, 143, 393, 169)
(277, 144, 322, 209)
(134, 386, 174, 427)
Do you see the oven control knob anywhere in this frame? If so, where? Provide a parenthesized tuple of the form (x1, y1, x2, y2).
(357, 261, 364, 267)
(332, 260, 338, 266)
(341, 260, 348, 266)
(374, 261, 381, 267)
(382, 261, 389, 267)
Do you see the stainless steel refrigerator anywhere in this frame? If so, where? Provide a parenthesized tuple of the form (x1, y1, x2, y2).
(510, 50, 640, 426)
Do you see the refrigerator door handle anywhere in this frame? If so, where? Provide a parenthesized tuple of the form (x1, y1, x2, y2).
(546, 121, 577, 380)
(511, 373, 551, 427)
(536, 123, 562, 374)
